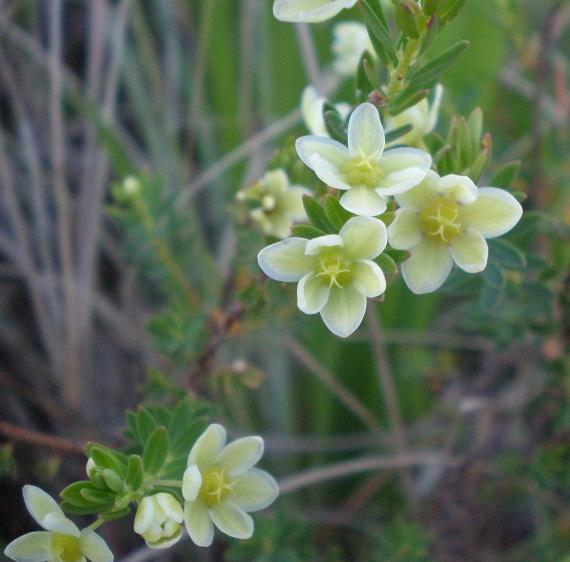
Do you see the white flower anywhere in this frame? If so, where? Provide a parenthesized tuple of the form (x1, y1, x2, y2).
(332, 22, 374, 77)
(273, 0, 357, 23)
(388, 171, 523, 294)
(236, 169, 309, 239)
(296, 103, 432, 216)
(4, 485, 113, 562)
(258, 216, 387, 337)
(301, 86, 351, 137)
(182, 425, 279, 548)
(386, 85, 444, 148)
(134, 493, 184, 550)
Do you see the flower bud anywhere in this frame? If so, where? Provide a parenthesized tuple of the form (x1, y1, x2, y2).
(101, 468, 124, 493)
(134, 493, 184, 550)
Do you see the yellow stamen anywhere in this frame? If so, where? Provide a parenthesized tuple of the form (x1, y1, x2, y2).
(51, 534, 82, 562)
(198, 467, 235, 507)
(421, 197, 462, 242)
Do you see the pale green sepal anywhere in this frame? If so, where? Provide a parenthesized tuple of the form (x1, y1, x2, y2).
(450, 230, 488, 273)
(401, 238, 453, 294)
(79, 530, 114, 562)
(387, 208, 422, 250)
(257, 238, 314, 282)
(320, 285, 366, 338)
(215, 436, 264, 477)
(232, 469, 280, 513)
(182, 465, 202, 502)
(23, 486, 64, 528)
(339, 216, 387, 260)
(184, 500, 214, 548)
(352, 260, 386, 298)
(348, 103, 385, 159)
(297, 273, 330, 314)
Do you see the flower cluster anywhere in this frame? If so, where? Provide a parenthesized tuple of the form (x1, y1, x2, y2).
(257, 100, 522, 336)
(4, 426, 279, 561)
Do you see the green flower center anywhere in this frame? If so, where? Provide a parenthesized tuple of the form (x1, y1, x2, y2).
(51, 534, 82, 562)
(342, 155, 384, 188)
(199, 467, 235, 507)
(316, 251, 353, 288)
(421, 198, 462, 242)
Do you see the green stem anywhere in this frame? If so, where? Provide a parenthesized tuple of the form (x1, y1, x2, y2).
(87, 518, 105, 532)
(386, 38, 420, 99)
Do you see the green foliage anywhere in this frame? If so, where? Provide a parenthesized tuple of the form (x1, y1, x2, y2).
(368, 519, 435, 562)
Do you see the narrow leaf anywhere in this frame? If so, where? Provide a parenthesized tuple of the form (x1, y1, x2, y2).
(302, 195, 335, 233)
(407, 41, 469, 88)
(143, 426, 170, 475)
(324, 195, 353, 230)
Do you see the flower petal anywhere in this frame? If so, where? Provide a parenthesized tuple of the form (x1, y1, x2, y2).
(215, 436, 264, 477)
(156, 493, 184, 523)
(188, 424, 227, 470)
(273, 0, 356, 23)
(347, 103, 385, 159)
(305, 234, 343, 255)
(133, 497, 154, 534)
(460, 187, 523, 238)
(401, 239, 453, 294)
(378, 148, 432, 195)
(340, 186, 387, 216)
(339, 216, 387, 260)
(4, 532, 52, 562)
(42, 513, 80, 537)
(296, 135, 349, 170)
(437, 174, 477, 204)
(257, 238, 314, 282)
(301, 86, 327, 136)
(145, 527, 182, 550)
(310, 155, 353, 191)
(182, 465, 203, 502)
(184, 500, 214, 548)
(394, 169, 439, 209)
(297, 273, 330, 314)
(450, 230, 488, 273)
(232, 469, 280, 513)
(352, 260, 386, 298)
(209, 502, 254, 540)
(387, 208, 422, 250)
(79, 530, 114, 562)
(23, 486, 64, 529)
(320, 285, 366, 338)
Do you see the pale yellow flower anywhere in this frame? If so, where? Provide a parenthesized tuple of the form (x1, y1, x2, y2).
(134, 493, 184, 550)
(237, 170, 309, 239)
(4, 486, 113, 562)
(296, 103, 432, 216)
(182, 425, 279, 547)
(273, 0, 357, 23)
(388, 171, 523, 294)
(258, 216, 387, 337)
(332, 22, 374, 77)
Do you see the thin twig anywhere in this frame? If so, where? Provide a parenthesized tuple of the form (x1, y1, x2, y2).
(285, 336, 384, 434)
(278, 452, 460, 495)
(366, 307, 413, 498)
(295, 23, 322, 89)
(0, 421, 84, 455)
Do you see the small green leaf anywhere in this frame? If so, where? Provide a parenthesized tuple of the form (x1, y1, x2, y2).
(100, 507, 131, 521)
(375, 253, 398, 275)
(60, 481, 96, 507)
(126, 455, 144, 490)
(60, 502, 102, 515)
(143, 427, 170, 475)
(490, 161, 521, 189)
(395, 1, 422, 39)
(385, 248, 411, 263)
(439, 0, 467, 23)
(86, 445, 125, 477)
(135, 407, 158, 444)
(407, 40, 469, 88)
(302, 195, 335, 233)
(356, 51, 378, 101)
(323, 110, 347, 144)
(361, 0, 397, 67)
(79, 488, 116, 508)
(488, 239, 527, 269)
(171, 419, 209, 456)
(290, 224, 327, 239)
(324, 195, 352, 230)
(390, 88, 430, 115)
(385, 124, 413, 144)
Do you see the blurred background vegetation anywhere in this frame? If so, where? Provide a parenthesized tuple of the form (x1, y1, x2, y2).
(0, 0, 568, 560)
